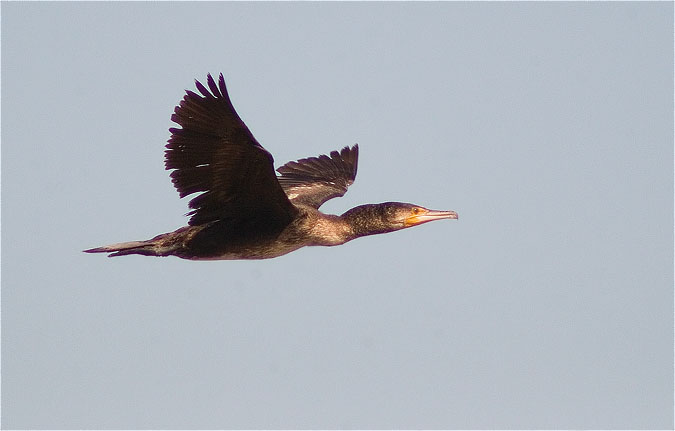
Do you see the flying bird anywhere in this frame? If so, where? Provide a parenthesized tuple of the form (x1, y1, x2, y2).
(85, 74, 458, 260)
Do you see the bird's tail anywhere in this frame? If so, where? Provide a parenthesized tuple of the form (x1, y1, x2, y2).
(83, 239, 163, 257)
(85, 227, 196, 258)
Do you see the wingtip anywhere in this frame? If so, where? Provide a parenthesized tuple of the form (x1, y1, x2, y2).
(193, 78, 209, 97)
(206, 74, 220, 97)
(345, 144, 359, 178)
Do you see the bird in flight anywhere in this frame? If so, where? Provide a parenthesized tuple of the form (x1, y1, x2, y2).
(85, 74, 458, 260)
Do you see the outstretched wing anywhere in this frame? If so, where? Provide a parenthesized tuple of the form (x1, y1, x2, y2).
(165, 74, 298, 227)
(276, 145, 359, 209)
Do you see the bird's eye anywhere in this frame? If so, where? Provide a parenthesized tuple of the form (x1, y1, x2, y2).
(412, 207, 420, 215)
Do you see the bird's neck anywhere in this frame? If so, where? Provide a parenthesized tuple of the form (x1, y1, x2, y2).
(340, 204, 401, 240)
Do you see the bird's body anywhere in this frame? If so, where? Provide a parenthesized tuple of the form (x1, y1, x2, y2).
(85, 74, 458, 260)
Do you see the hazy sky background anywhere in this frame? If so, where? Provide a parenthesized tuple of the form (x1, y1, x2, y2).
(2, 2, 673, 429)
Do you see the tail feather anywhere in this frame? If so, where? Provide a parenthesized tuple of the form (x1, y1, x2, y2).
(85, 227, 196, 258)
(83, 240, 159, 257)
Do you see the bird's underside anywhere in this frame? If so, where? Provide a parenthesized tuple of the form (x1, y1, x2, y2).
(84, 74, 457, 260)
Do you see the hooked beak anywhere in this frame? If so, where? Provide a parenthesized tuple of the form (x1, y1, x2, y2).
(405, 209, 459, 226)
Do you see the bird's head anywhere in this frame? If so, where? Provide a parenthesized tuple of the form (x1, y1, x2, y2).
(342, 202, 458, 238)
(384, 202, 459, 228)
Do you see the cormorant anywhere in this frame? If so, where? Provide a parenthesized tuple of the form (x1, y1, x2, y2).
(84, 74, 458, 260)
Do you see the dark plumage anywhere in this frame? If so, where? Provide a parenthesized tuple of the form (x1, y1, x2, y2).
(84, 74, 458, 260)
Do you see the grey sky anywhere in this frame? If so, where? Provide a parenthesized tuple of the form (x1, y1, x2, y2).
(2, 2, 673, 429)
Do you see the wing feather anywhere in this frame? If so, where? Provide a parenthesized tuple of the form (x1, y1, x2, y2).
(276, 145, 359, 209)
(165, 74, 298, 227)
